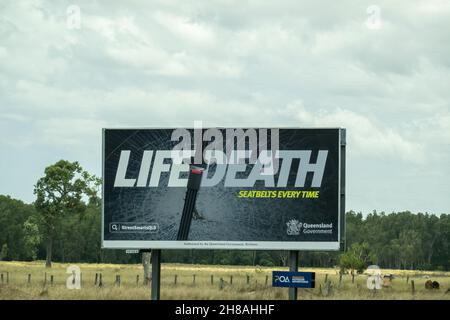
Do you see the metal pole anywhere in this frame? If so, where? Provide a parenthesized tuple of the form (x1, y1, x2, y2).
(151, 249, 161, 300)
(340, 128, 347, 251)
(289, 250, 299, 300)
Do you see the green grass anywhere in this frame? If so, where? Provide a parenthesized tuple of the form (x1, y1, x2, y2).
(0, 261, 449, 300)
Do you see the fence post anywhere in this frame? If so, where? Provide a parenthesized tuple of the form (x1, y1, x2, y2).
(339, 273, 342, 286)
(28, 274, 31, 285)
(1, 273, 3, 284)
(211, 275, 214, 285)
(50, 275, 54, 286)
(174, 275, 177, 285)
(265, 275, 268, 287)
(325, 274, 328, 283)
(230, 275, 233, 285)
(95, 273, 98, 286)
(193, 274, 196, 285)
(247, 275, 250, 285)
(406, 275, 409, 283)
(411, 280, 415, 295)
(324, 281, 332, 296)
(44, 272, 47, 286)
(99, 273, 103, 287)
(219, 278, 224, 290)
(6, 272, 9, 284)
(136, 275, 140, 286)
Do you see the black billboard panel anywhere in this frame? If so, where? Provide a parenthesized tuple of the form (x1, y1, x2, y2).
(102, 128, 345, 250)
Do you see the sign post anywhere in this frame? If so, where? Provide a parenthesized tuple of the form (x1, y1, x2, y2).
(288, 251, 299, 300)
(340, 129, 346, 251)
(151, 249, 161, 300)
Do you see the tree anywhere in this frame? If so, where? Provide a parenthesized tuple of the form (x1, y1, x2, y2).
(0, 195, 38, 261)
(395, 230, 422, 269)
(34, 160, 100, 268)
(339, 242, 375, 279)
(0, 243, 7, 260)
(23, 217, 42, 260)
(3, 185, 450, 270)
(142, 252, 151, 285)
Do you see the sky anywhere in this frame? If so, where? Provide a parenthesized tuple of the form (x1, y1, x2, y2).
(0, 0, 449, 215)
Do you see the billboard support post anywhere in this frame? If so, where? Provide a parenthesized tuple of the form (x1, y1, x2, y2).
(288, 250, 299, 300)
(340, 128, 347, 251)
(151, 249, 161, 300)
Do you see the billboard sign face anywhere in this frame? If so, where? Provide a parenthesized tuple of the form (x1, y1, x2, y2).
(102, 128, 346, 250)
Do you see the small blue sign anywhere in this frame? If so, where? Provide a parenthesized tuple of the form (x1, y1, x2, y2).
(272, 271, 316, 288)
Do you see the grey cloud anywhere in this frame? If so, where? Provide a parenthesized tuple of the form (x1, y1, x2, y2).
(0, 0, 449, 215)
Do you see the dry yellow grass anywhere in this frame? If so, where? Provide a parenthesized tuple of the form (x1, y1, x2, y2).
(0, 261, 449, 300)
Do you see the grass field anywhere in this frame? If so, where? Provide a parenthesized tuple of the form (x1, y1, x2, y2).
(1, 261, 450, 300)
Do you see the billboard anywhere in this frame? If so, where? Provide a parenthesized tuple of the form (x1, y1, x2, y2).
(102, 128, 346, 250)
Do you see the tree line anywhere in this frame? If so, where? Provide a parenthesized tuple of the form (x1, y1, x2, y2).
(0, 160, 449, 271)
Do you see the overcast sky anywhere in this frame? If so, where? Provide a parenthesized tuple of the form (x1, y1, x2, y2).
(1, 0, 449, 215)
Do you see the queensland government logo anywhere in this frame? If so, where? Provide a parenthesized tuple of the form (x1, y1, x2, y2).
(286, 219, 302, 235)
